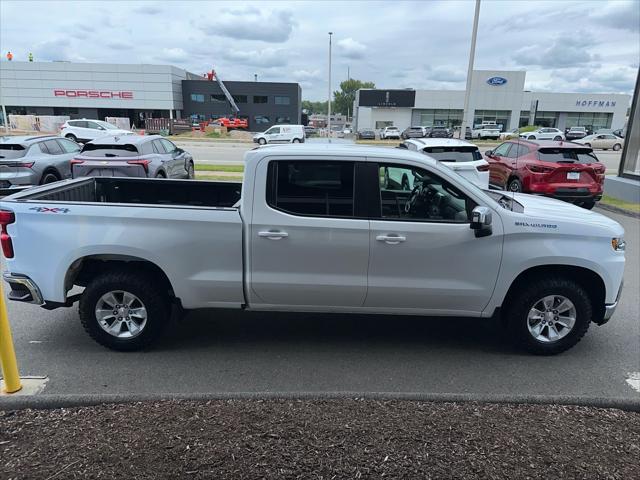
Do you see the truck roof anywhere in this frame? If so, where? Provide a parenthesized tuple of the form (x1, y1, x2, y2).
(246, 143, 439, 167)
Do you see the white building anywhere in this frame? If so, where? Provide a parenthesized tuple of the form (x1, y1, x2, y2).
(354, 70, 630, 133)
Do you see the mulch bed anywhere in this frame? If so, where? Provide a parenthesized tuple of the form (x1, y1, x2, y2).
(1, 399, 639, 479)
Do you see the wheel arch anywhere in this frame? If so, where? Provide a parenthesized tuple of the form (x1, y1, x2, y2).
(40, 166, 62, 183)
(65, 254, 177, 302)
(502, 264, 605, 322)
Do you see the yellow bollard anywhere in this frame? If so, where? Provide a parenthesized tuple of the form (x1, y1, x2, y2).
(0, 281, 22, 393)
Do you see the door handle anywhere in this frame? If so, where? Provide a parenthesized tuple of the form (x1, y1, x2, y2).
(258, 230, 289, 240)
(376, 234, 406, 245)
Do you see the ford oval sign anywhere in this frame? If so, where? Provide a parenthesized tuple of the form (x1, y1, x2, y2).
(486, 76, 507, 86)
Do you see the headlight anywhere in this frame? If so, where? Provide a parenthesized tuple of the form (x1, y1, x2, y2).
(612, 238, 626, 251)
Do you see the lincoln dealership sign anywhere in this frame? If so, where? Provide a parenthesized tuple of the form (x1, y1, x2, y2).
(575, 99, 616, 107)
(358, 89, 416, 108)
(53, 89, 134, 99)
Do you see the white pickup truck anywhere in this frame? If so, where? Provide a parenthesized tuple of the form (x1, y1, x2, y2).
(0, 144, 625, 355)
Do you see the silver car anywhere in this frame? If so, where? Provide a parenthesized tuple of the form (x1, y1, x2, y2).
(72, 134, 194, 179)
(0, 135, 80, 193)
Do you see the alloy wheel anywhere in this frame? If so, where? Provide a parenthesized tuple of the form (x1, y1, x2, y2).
(95, 290, 148, 339)
(527, 295, 576, 343)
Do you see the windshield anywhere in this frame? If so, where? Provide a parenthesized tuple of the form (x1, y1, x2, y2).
(80, 143, 139, 157)
(0, 144, 27, 159)
(538, 148, 599, 164)
(422, 146, 482, 162)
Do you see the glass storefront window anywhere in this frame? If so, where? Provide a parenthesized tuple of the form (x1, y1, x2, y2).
(519, 111, 530, 127)
(564, 112, 612, 131)
(416, 109, 462, 128)
(473, 110, 511, 131)
(533, 111, 559, 128)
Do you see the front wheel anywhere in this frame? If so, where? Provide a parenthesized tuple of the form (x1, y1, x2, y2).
(40, 171, 61, 184)
(507, 177, 522, 192)
(553, 136, 562, 141)
(292, 138, 301, 143)
(65, 134, 78, 142)
(527, 135, 536, 140)
(613, 143, 622, 151)
(187, 162, 195, 179)
(506, 278, 592, 355)
(79, 270, 170, 351)
(258, 138, 267, 145)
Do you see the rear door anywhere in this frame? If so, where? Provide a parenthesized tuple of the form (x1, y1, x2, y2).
(249, 157, 370, 307)
(366, 161, 502, 314)
(54, 138, 81, 178)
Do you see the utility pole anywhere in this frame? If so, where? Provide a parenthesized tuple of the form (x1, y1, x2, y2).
(254, 74, 258, 82)
(1, 104, 8, 134)
(327, 32, 333, 139)
(461, 0, 481, 139)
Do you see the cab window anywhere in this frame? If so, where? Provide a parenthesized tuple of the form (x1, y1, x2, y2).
(377, 164, 474, 223)
(266, 127, 280, 135)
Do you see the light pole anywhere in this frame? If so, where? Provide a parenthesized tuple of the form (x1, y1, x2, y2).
(327, 32, 333, 139)
(461, 0, 481, 139)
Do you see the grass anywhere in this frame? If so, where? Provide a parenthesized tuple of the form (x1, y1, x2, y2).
(600, 195, 640, 213)
(195, 164, 244, 173)
(196, 173, 243, 182)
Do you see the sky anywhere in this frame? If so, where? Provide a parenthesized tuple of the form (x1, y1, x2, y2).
(1, 0, 638, 101)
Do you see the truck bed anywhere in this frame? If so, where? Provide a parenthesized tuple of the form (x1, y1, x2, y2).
(13, 177, 242, 208)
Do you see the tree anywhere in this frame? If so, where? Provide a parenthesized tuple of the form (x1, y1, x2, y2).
(333, 79, 375, 117)
(301, 100, 328, 115)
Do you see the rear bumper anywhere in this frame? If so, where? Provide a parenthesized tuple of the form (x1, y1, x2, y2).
(2, 272, 44, 305)
(528, 183, 603, 202)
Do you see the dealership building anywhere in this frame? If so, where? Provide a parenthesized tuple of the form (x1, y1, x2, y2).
(0, 61, 300, 130)
(354, 70, 630, 133)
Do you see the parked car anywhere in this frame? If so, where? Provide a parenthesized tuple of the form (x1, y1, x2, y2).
(71, 135, 194, 179)
(380, 126, 401, 140)
(471, 122, 501, 140)
(402, 138, 489, 189)
(574, 134, 624, 151)
(253, 125, 305, 144)
(565, 126, 588, 141)
(499, 128, 519, 140)
(303, 126, 317, 136)
(0, 135, 80, 193)
(401, 126, 427, 139)
(519, 128, 565, 141)
(60, 119, 133, 143)
(485, 139, 605, 209)
(1, 144, 624, 355)
(357, 129, 376, 140)
(427, 126, 450, 138)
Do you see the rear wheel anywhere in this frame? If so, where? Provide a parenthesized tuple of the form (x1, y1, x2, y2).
(553, 136, 562, 141)
(65, 134, 77, 142)
(506, 278, 592, 355)
(155, 171, 166, 179)
(40, 171, 61, 184)
(528, 135, 536, 140)
(79, 270, 170, 351)
(507, 177, 522, 192)
(613, 143, 622, 151)
(579, 200, 596, 210)
(292, 138, 301, 143)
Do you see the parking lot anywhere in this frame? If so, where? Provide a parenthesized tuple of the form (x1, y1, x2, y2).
(2, 208, 637, 399)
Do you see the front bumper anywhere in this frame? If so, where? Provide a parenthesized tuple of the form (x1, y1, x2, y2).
(3, 272, 44, 305)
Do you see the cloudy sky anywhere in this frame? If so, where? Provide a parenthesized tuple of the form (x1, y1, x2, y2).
(1, 0, 638, 100)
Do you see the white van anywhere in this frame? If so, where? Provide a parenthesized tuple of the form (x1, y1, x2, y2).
(253, 125, 305, 145)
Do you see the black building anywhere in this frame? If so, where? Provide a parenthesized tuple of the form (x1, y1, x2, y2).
(182, 80, 301, 131)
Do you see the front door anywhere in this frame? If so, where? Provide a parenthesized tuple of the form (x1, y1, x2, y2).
(265, 126, 281, 143)
(488, 142, 513, 188)
(249, 158, 369, 307)
(160, 139, 184, 177)
(365, 162, 503, 315)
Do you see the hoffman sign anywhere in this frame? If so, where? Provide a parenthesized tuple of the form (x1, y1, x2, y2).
(53, 90, 134, 99)
(575, 99, 616, 107)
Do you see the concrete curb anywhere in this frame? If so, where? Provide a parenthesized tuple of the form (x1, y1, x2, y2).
(596, 203, 640, 219)
(1, 392, 639, 413)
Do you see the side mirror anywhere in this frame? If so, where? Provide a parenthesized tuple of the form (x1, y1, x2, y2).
(470, 206, 492, 238)
(485, 150, 493, 157)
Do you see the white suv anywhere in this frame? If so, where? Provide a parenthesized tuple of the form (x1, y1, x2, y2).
(520, 128, 565, 141)
(380, 126, 401, 140)
(61, 119, 133, 143)
(402, 138, 489, 189)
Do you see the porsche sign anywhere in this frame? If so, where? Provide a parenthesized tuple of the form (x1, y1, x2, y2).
(53, 90, 134, 99)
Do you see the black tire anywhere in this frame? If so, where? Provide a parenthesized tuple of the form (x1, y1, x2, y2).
(507, 177, 522, 192)
(155, 171, 166, 179)
(584, 143, 591, 148)
(505, 277, 592, 355)
(613, 143, 621, 151)
(553, 136, 562, 141)
(40, 171, 61, 184)
(579, 200, 596, 210)
(65, 134, 78, 142)
(258, 138, 267, 145)
(187, 162, 195, 179)
(292, 138, 301, 143)
(79, 270, 170, 351)
(527, 135, 536, 140)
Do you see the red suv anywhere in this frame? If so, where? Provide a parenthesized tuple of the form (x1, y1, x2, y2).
(485, 140, 605, 209)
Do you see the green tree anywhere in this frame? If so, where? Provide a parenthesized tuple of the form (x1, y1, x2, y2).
(301, 100, 328, 115)
(333, 79, 375, 116)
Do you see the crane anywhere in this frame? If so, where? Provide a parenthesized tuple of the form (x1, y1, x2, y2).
(207, 68, 248, 129)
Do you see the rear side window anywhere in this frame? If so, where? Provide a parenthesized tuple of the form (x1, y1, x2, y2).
(57, 138, 81, 153)
(267, 161, 355, 217)
(0, 144, 27, 159)
(80, 143, 140, 157)
(68, 120, 87, 128)
(152, 139, 167, 154)
(538, 148, 598, 164)
(140, 141, 154, 155)
(43, 140, 63, 155)
(422, 146, 481, 162)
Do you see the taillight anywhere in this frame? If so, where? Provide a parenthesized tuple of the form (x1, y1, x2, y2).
(527, 164, 554, 174)
(127, 159, 151, 174)
(70, 159, 85, 165)
(593, 164, 606, 174)
(476, 164, 490, 172)
(0, 210, 15, 258)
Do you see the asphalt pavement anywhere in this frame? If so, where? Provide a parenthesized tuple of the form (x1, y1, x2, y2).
(1, 209, 638, 400)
